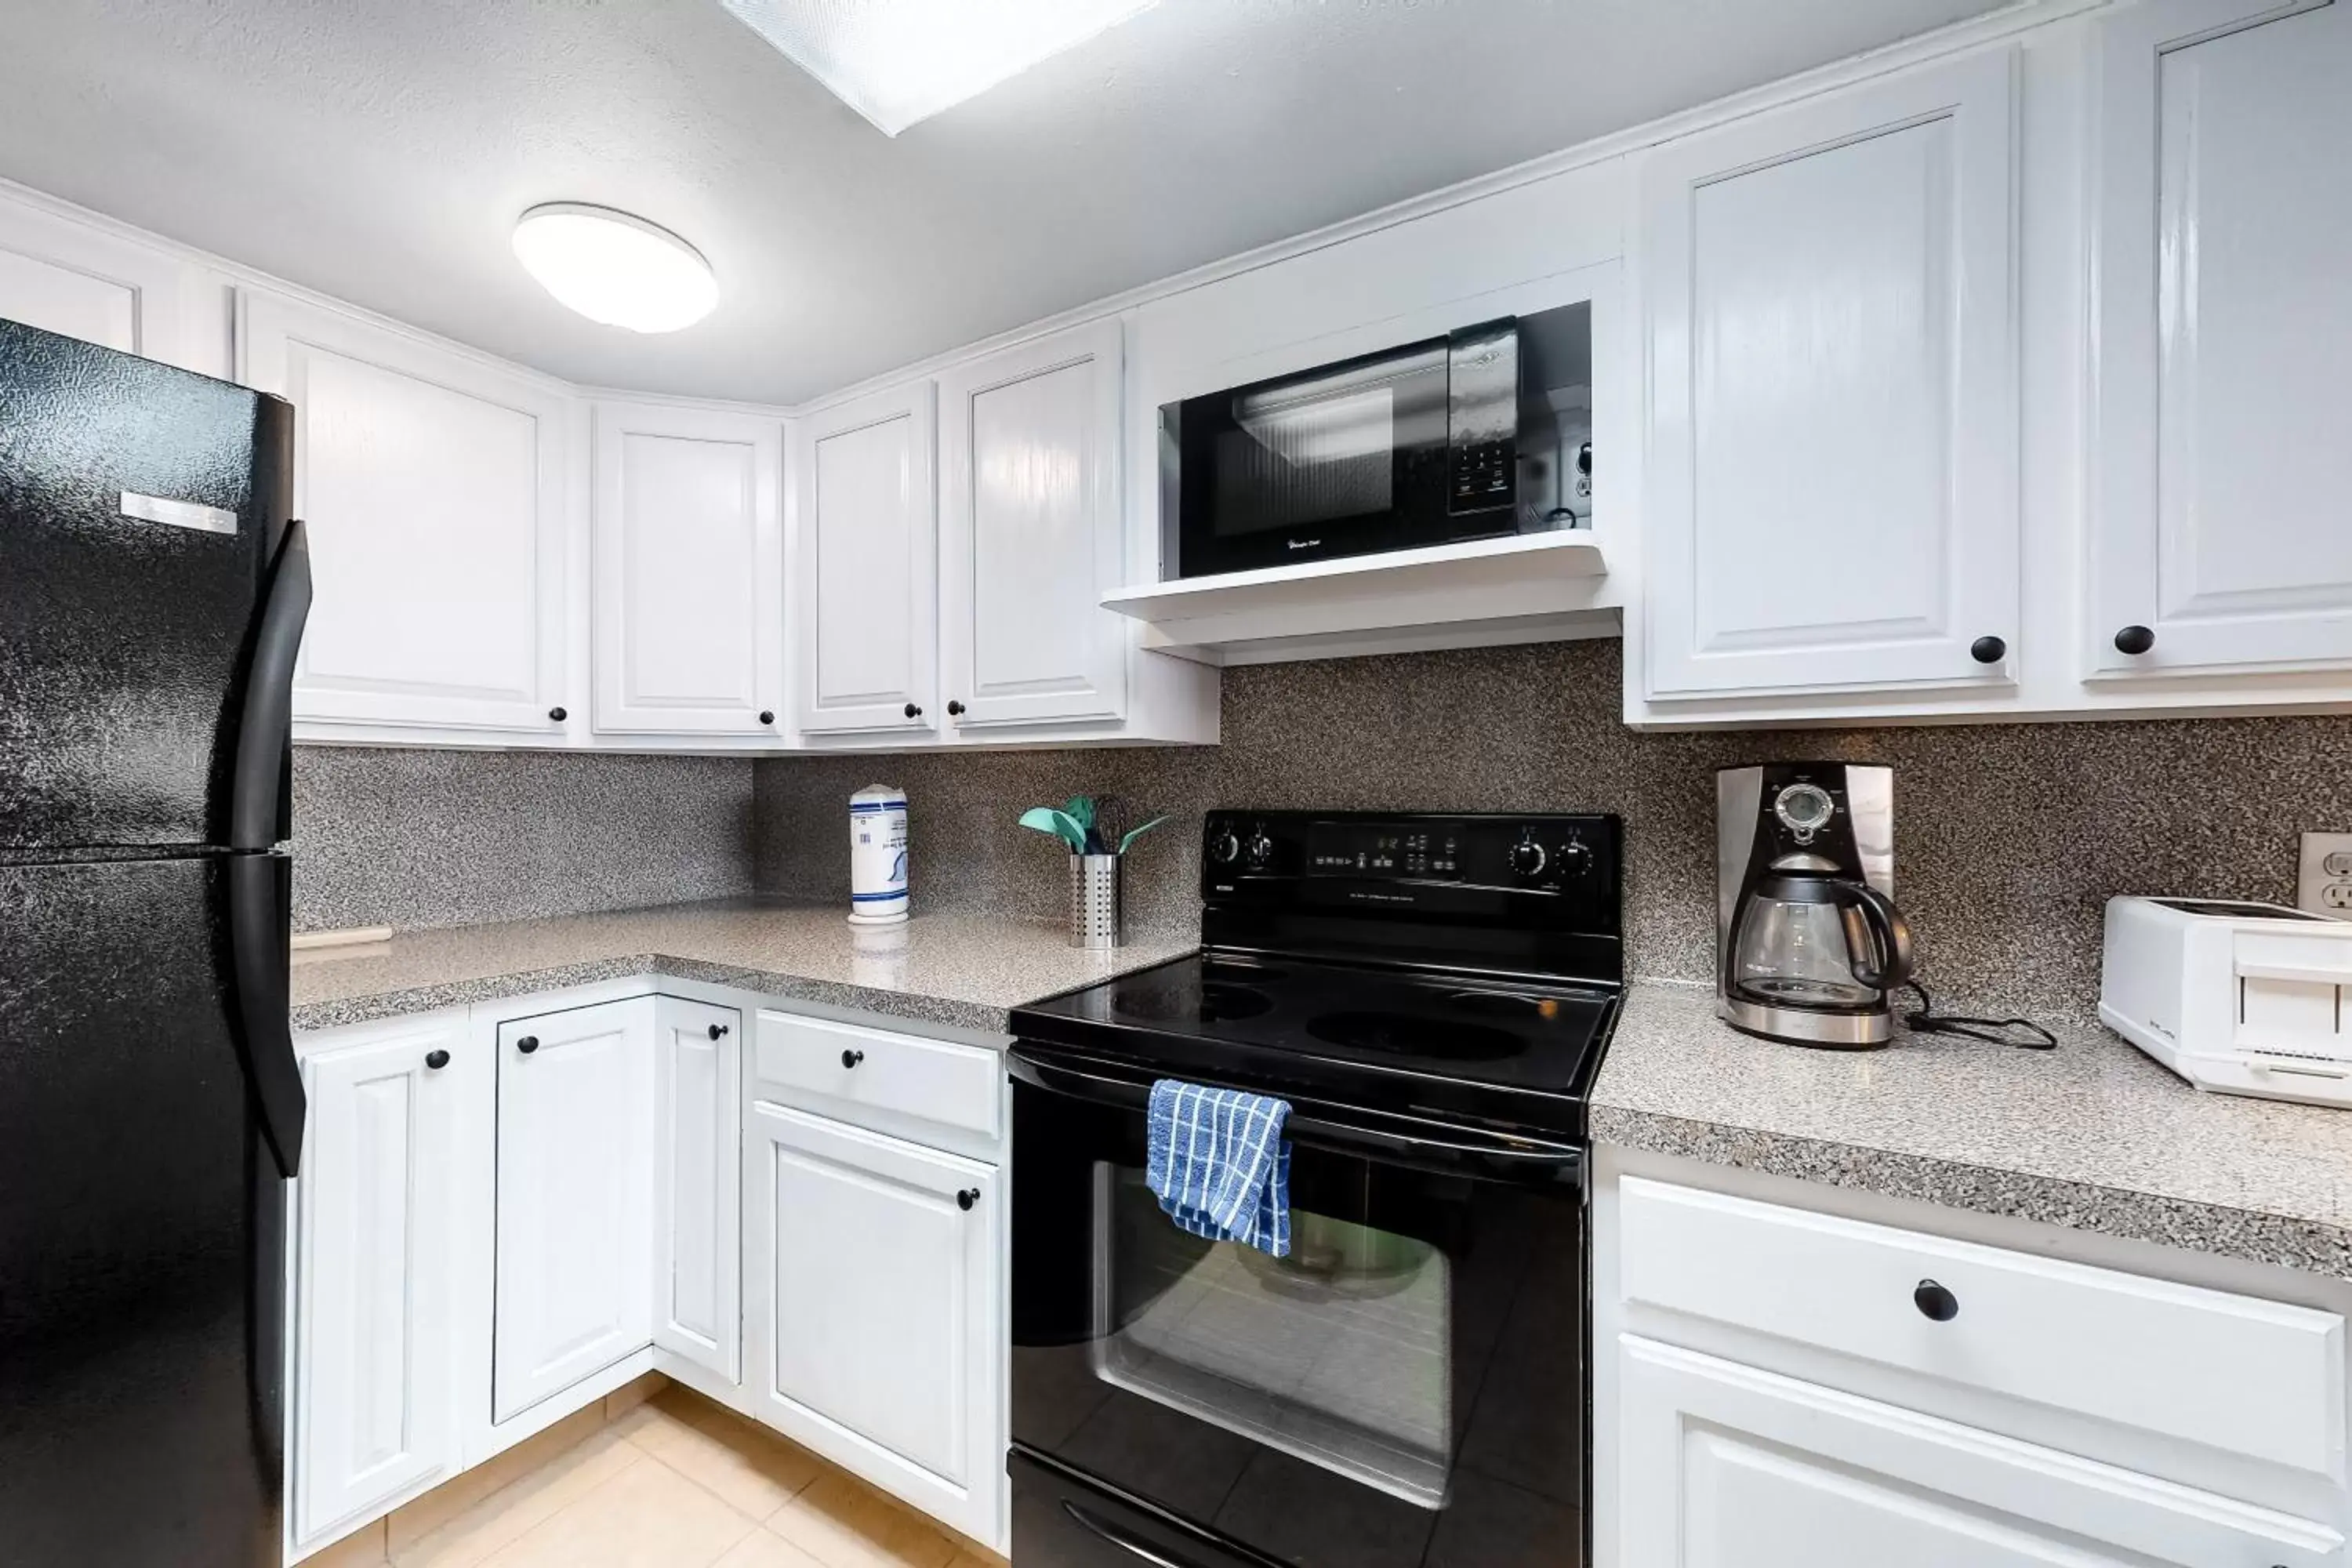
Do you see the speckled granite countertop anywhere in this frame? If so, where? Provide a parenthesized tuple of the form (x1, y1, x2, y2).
(289, 899, 1196, 1036)
(1592, 981, 2352, 1283)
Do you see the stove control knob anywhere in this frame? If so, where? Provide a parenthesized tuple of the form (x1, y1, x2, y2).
(1554, 840, 1594, 878)
(1245, 831, 1276, 869)
(1509, 837, 1548, 879)
(1208, 829, 1242, 866)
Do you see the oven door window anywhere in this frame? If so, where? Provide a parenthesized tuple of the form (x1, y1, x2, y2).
(1099, 1162, 1452, 1508)
(1011, 1073, 1584, 1568)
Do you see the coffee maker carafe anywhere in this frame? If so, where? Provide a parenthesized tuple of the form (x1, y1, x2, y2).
(1718, 763, 1915, 1047)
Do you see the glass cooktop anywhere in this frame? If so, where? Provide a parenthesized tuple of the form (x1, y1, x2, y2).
(1013, 950, 1618, 1135)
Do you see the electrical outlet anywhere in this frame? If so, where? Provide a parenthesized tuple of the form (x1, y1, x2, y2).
(2296, 832, 2352, 916)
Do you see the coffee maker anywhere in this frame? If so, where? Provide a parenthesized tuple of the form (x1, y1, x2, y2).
(1718, 762, 1915, 1047)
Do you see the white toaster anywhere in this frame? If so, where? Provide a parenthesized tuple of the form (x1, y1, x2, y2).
(2100, 895, 2352, 1109)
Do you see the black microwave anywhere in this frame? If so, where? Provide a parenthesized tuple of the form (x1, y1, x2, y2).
(1159, 303, 1591, 579)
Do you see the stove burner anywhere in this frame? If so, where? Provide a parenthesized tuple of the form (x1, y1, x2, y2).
(1114, 980, 1273, 1025)
(1305, 1010, 1527, 1062)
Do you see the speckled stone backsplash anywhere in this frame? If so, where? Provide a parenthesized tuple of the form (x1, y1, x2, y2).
(754, 640, 2352, 1025)
(293, 747, 754, 934)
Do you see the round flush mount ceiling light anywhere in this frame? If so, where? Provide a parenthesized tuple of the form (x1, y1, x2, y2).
(511, 203, 717, 333)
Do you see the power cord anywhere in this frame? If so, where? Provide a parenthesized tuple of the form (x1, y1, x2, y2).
(1902, 980, 2056, 1051)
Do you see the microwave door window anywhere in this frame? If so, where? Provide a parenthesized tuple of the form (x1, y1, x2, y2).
(1177, 345, 1449, 570)
(1218, 383, 1396, 535)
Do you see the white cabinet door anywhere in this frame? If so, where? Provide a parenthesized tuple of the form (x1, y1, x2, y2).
(652, 997, 741, 1383)
(0, 194, 189, 365)
(493, 1000, 655, 1422)
(239, 292, 572, 736)
(791, 383, 938, 737)
(1639, 50, 2019, 699)
(937, 319, 1127, 730)
(1618, 1337, 2339, 1568)
(293, 1019, 466, 1547)
(746, 1102, 1000, 1546)
(2087, 0, 2352, 678)
(591, 401, 785, 737)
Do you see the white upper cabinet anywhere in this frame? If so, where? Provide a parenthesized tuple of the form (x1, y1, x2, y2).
(2086, 0, 2352, 681)
(293, 1019, 465, 1549)
(492, 1000, 655, 1423)
(652, 996, 742, 1385)
(591, 401, 785, 737)
(1639, 50, 2020, 701)
(240, 292, 572, 737)
(0, 196, 190, 366)
(936, 319, 1128, 730)
(790, 383, 938, 737)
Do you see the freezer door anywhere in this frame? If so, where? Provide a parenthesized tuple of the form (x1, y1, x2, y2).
(0, 855, 291, 1567)
(0, 316, 295, 852)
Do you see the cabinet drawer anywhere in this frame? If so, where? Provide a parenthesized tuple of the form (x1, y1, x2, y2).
(1618, 1177, 2348, 1481)
(753, 1010, 1000, 1140)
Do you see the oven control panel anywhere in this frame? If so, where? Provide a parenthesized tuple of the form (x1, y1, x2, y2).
(1203, 810, 1621, 931)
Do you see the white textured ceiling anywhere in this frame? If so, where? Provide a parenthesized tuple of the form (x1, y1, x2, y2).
(0, 0, 2005, 405)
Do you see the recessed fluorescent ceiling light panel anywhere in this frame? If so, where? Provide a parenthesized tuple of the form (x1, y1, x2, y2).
(511, 204, 718, 333)
(718, 0, 1158, 136)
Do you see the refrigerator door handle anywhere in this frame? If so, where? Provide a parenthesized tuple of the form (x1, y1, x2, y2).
(228, 518, 311, 852)
(227, 851, 307, 1178)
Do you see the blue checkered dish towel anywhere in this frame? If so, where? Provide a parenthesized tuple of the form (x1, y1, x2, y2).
(1145, 1079, 1292, 1258)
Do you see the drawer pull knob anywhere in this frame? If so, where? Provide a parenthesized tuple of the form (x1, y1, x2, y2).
(1969, 634, 2006, 664)
(956, 1188, 980, 1211)
(424, 1048, 450, 1071)
(1914, 1279, 1959, 1322)
(841, 1048, 866, 1069)
(515, 1035, 539, 1055)
(2114, 624, 2155, 655)
(708, 1022, 730, 1040)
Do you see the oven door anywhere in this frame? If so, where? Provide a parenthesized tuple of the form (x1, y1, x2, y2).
(1008, 1043, 1587, 1568)
(1165, 340, 1455, 577)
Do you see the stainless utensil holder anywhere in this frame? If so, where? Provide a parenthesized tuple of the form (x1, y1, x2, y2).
(1069, 853, 1123, 949)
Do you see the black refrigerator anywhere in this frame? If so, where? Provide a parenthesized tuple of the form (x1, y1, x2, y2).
(0, 317, 313, 1567)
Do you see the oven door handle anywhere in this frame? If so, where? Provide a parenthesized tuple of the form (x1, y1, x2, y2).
(1060, 1500, 1218, 1568)
(1007, 1046, 1587, 1178)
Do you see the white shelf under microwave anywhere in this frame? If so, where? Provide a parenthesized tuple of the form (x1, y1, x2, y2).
(1100, 531, 1612, 667)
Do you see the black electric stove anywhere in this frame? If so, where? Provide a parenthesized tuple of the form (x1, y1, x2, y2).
(1006, 811, 1620, 1568)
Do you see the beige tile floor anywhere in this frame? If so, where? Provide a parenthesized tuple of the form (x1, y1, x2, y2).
(307, 1381, 1008, 1568)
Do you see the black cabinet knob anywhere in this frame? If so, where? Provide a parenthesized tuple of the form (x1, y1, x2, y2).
(1914, 1278, 1959, 1322)
(707, 1022, 730, 1040)
(841, 1048, 865, 1069)
(946, 699, 965, 717)
(515, 1035, 539, 1054)
(548, 706, 567, 723)
(424, 1048, 450, 1071)
(904, 702, 922, 719)
(758, 710, 775, 725)
(1969, 634, 2006, 664)
(2114, 624, 2156, 655)
(956, 1188, 980, 1211)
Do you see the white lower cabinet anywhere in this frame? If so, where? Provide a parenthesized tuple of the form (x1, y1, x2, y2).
(1600, 1165, 2351, 1568)
(746, 1099, 1003, 1548)
(653, 996, 742, 1381)
(1619, 1337, 2339, 1568)
(290, 1016, 469, 1554)
(291, 987, 1000, 1562)
(492, 998, 657, 1422)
